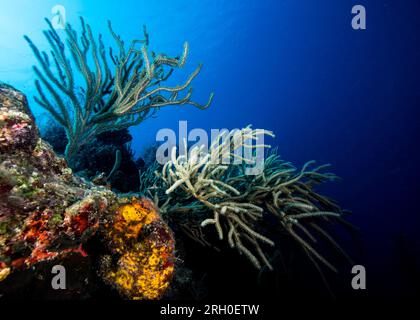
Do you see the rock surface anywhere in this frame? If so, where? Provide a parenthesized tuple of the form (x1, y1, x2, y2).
(0, 83, 175, 299)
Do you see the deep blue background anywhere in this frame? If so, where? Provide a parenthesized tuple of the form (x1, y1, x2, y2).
(0, 0, 419, 298)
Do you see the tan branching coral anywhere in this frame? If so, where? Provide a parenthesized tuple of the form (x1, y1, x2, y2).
(158, 127, 351, 272)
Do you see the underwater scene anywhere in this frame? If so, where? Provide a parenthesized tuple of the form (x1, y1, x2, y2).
(0, 0, 419, 313)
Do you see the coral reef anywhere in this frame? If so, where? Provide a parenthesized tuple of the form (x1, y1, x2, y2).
(155, 127, 351, 273)
(0, 11, 354, 299)
(0, 83, 174, 299)
(43, 123, 142, 192)
(24, 18, 213, 163)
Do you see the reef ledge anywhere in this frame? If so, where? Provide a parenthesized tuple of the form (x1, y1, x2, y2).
(0, 83, 175, 299)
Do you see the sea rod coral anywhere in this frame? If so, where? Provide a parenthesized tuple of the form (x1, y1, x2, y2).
(24, 17, 213, 162)
(155, 127, 352, 272)
(0, 83, 175, 299)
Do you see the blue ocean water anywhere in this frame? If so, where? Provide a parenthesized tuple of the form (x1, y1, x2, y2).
(0, 0, 419, 298)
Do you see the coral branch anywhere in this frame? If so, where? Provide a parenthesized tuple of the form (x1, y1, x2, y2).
(158, 127, 348, 272)
(25, 18, 213, 162)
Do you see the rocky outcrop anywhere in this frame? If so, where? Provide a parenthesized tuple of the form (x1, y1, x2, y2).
(0, 83, 175, 299)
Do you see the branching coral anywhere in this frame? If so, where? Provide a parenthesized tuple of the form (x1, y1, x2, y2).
(157, 127, 351, 272)
(24, 18, 214, 162)
(138, 160, 162, 197)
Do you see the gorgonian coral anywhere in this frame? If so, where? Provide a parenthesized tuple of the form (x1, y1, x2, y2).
(154, 127, 351, 273)
(24, 18, 213, 162)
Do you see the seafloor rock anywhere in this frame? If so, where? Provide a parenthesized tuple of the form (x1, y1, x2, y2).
(0, 83, 175, 299)
(101, 197, 175, 300)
